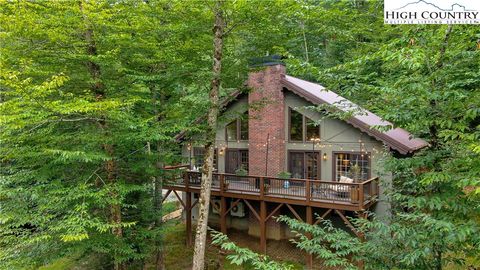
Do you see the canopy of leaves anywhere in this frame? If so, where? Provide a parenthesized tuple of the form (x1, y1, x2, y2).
(1, 0, 479, 269)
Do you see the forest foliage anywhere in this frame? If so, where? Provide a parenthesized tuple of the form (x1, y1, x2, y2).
(1, 0, 479, 269)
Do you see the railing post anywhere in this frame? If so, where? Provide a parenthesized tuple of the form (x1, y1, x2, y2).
(184, 171, 189, 191)
(358, 183, 365, 209)
(351, 185, 359, 203)
(306, 179, 311, 203)
(369, 179, 373, 199)
(220, 173, 225, 195)
(260, 177, 265, 199)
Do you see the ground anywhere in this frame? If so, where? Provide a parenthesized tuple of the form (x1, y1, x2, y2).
(39, 219, 304, 270)
(38, 201, 304, 270)
(161, 221, 305, 270)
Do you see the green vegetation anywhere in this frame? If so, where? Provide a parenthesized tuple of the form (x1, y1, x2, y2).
(38, 253, 109, 270)
(161, 201, 179, 217)
(211, 230, 295, 270)
(1, 0, 478, 269)
(235, 166, 249, 177)
(38, 256, 79, 270)
(276, 172, 292, 180)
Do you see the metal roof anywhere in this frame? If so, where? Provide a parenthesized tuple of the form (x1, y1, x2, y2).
(281, 75, 428, 154)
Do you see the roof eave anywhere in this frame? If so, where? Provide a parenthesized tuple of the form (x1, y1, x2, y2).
(280, 77, 428, 154)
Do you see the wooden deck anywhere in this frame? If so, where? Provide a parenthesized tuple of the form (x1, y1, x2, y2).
(164, 171, 379, 212)
(163, 170, 379, 266)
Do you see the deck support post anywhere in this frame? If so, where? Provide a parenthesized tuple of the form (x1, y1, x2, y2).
(306, 206, 313, 269)
(260, 201, 267, 254)
(185, 192, 192, 247)
(161, 190, 172, 204)
(356, 211, 367, 241)
(335, 209, 361, 238)
(220, 196, 227, 234)
(359, 183, 365, 208)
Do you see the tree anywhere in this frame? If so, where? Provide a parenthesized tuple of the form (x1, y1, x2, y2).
(0, 1, 199, 268)
(192, 0, 225, 269)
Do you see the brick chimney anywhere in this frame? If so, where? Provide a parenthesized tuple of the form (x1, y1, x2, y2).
(247, 61, 286, 177)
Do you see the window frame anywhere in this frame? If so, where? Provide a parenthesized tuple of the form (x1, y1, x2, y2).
(287, 150, 321, 180)
(193, 147, 218, 170)
(225, 148, 249, 174)
(288, 108, 321, 142)
(225, 112, 249, 141)
(332, 151, 371, 182)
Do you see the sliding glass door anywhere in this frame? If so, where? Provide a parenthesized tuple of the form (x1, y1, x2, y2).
(225, 149, 248, 174)
(288, 151, 320, 179)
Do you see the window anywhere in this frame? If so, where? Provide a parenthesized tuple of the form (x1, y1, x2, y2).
(226, 121, 237, 141)
(240, 150, 249, 170)
(288, 151, 320, 179)
(225, 149, 248, 173)
(226, 112, 248, 141)
(289, 152, 304, 179)
(289, 108, 320, 142)
(305, 152, 320, 179)
(193, 147, 218, 170)
(240, 115, 249, 140)
(334, 153, 370, 182)
(306, 118, 319, 141)
(290, 110, 303, 141)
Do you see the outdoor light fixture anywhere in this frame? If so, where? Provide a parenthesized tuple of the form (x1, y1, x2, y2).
(219, 147, 225, 156)
(323, 153, 327, 161)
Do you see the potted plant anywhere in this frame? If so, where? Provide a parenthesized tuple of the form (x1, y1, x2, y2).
(350, 164, 361, 182)
(232, 166, 248, 190)
(277, 171, 291, 179)
(277, 171, 291, 189)
(235, 166, 248, 177)
(263, 183, 270, 194)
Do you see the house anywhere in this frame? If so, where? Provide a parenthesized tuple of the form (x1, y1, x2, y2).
(164, 58, 427, 265)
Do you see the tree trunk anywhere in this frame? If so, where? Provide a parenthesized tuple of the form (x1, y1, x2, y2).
(434, 243, 443, 270)
(145, 140, 165, 270)
(154, 145, 165, 270)
(80, 2, 125, 269)
(192, 1, 224, 269)
(149, 63, 166, 270)
(300, 21, 309, 63)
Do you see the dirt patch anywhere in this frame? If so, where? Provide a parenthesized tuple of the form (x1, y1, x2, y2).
(162, 209, 182, 222)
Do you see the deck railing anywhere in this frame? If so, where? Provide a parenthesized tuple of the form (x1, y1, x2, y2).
(166, 170, 379, 207)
